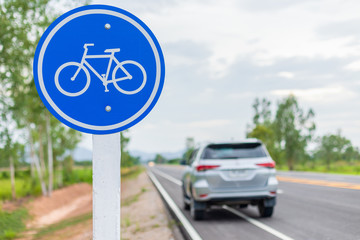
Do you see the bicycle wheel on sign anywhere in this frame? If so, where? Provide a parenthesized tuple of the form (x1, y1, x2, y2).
(112, 60, 147, 95)
(55, 62, 91, 97)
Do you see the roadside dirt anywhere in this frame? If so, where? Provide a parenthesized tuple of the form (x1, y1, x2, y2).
(121, 172, 174, 240)
(28, 183, 92, 229)
(17, 171, 174, 240)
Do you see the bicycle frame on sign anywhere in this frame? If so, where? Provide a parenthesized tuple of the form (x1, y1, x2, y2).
(74, 46, 130, 85)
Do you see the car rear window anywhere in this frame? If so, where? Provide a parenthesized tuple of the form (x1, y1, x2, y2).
(201, 143, 267, 159)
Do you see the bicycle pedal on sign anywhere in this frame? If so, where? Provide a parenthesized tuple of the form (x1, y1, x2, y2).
(54, 43, 147, 97)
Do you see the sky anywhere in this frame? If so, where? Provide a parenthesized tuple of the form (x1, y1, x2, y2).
(78, 0, 360, 153)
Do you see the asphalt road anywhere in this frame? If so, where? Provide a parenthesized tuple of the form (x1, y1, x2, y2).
(149, 165, 360, 240)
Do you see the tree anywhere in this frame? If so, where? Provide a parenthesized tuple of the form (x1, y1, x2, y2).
(343, 146, 360, 162)
(120, 130, 139, 167)
(247, 124, 279, 160)
(247, 98, 279, 160)
(0, 88, 25, 199)
(183, 137, 195, 161)
(0, 0, 87, 196)
(154, 154, 166, 164)
(63, 155, 74, 183)
(315, 130, 358, 170)
(252, 98, 272, 125)
(0, 131, 25, 200)
(273, 95, 315, 170)
(50, 119, 81, 189)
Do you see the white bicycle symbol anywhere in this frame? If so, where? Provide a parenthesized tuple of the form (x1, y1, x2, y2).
(54, 43, 147, 97)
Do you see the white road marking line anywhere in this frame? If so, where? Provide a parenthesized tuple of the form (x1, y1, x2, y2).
(223, 205, 294, 240)
(277, 189, 284, 194)
(151, 168, 182, 186)
(147, 171, 203, 240)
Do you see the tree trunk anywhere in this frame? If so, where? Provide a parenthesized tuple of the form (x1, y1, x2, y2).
(57, 165, 63, 188)
(288, 157, 294, 171)
(38, 125, 47, 178)
(9, 156, 16, 200)
(46, 114, 54, 197)
(30, 157, 35, 178)
(326, 155, 331, 171)
(28, 128, 47, 196)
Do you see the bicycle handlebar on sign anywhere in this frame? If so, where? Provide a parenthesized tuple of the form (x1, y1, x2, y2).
(84, 43, 95, 48)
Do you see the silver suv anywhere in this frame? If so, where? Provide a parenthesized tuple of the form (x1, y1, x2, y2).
(181, 139, 278, 220)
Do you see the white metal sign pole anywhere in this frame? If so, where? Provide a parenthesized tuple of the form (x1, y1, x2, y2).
(93, 133, 121, 240)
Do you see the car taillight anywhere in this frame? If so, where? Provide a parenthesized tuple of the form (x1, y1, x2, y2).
(256, 162, 275, 168)
(196, 165, 220, 172)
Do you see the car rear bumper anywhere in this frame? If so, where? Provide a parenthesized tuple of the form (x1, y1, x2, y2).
(191, 177, 278, 202)
(194, 190, 277, 202)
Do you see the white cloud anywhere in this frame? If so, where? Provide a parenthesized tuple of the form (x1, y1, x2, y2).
(79, 0, 360, 152)
(277, 71, 295, 79)
(127, 118, 239, 152)
(227, 92, 255, 100)
(190, 88, 216, 104)
(185, 119, 232, 128)
(145, 119, 232, 129)
(271, 85, 356, 103)
(344, 60, 360, 72)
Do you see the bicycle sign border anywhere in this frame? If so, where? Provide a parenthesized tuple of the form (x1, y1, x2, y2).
(33, 5, 165, 134)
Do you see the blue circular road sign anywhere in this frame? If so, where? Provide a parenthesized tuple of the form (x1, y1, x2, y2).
(33, 5, 165, 134)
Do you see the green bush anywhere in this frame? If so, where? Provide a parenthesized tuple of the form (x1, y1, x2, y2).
(0, 172, 9, 180)
(0, 176, 42, 201)
(121, 166, 144, 180)
(167, 158, 180, 165)
(278, 161, 360, 175)
(4, 230, 16, 240)
(14, 170, 30, 179)
(0, 208, 28, 240)
(63, 168, 92, 185)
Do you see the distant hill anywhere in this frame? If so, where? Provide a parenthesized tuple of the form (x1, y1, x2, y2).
(71, 147, 184, 163)
(129, 149, 185, 162)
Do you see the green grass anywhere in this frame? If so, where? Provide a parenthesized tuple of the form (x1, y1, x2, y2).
(0, 178, 41, 201)
(121, 187, 147, 207)
(63, 167, 93, 185)
(277, 161, 360, 175)
(0, 165, 143, 201)
(121, 166, 144, 180)
(64, 165, 144, 185)
(121, 192, 142, 207)
(35, 212, 92, 238)
(0, 208, 28, 240)
(122, 215, 131, 228)
(166, 159, 181, 165)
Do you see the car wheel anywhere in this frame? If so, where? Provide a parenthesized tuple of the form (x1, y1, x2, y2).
(239, 204, 248, 209)
(190, 197, 205, 220)
(182, 187, 190, 211)
(258, 201, 274, 218)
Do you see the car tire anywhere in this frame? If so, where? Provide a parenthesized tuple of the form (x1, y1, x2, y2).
(258, 201, 274, 218)
(182, 187, 190, 211)
(239, 204, 248, 209)
(190, 197, 205, 220)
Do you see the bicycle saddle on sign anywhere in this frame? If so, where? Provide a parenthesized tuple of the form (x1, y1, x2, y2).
(104, 48, 120, 53)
